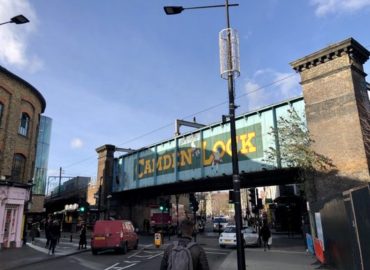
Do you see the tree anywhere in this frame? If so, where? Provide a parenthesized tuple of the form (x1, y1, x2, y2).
(264, 108, 335, 201)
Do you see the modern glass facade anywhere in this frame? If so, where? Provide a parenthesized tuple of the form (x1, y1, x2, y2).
(33, 116, 52, 195)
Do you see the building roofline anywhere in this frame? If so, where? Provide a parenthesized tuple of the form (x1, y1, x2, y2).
(0, 65, 46, 113)
(290, 37, 370, 72)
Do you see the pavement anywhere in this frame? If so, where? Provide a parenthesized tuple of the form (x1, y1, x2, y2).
(0, 231, 91, 270)
(0, 230, 331, 270)
(218, 233, 332, 270)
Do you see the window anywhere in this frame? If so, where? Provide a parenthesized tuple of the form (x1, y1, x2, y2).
(0, 102, 3, 127)
(18, 112, 30, 136)
(11, 154, 26, 181)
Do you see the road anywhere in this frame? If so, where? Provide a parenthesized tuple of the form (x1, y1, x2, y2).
(16, 232, 232, 270)
(2, 221, 321, 270)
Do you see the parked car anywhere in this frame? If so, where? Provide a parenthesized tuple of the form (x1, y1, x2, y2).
(218, 225, 260, 248)
(91, 220, 138, 255)
(213, 217, 229, 232)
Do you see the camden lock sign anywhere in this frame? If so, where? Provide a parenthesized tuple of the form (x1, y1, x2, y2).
(134, 123, 263, 180)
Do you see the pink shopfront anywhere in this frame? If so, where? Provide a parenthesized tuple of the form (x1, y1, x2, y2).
(0, 185, 29, 248)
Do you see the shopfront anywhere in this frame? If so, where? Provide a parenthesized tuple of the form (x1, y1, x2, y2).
(0, 184, 29, 248)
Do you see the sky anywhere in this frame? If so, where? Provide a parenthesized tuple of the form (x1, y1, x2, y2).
(1, 0, 370, 188)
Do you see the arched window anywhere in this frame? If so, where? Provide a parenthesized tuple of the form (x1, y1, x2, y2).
(0, 102, 3, 127)
(18, 112, 30, 136)
(11, 154, 26, 181)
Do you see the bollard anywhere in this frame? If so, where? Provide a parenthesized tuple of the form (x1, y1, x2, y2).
(154, 232, 161, 248)
(70, 234, 73, 242)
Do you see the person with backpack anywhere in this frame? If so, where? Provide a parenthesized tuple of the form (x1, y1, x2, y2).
(160, 219, 209, 270)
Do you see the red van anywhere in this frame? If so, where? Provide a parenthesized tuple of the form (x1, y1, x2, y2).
(91, 220, 138, 255)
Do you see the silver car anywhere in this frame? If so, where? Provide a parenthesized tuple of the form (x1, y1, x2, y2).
(242, 227, 261, 247)
(218, 225, 261, 248)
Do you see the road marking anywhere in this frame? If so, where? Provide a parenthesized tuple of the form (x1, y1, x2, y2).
(205, 251, 229, 255)
(123, 261, 140, 264)
(127, 250, 142, 258)
(26, 242, 50, 254)
(131, 254, 154, 258)
(104, 263, 120, 270)
(146, 253, 163, 259)
(104, 263, 137, 270)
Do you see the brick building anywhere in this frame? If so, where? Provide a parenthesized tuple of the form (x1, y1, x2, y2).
(0, 65, 46, 248)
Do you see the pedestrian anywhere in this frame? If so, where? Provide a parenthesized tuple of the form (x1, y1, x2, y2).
(45, 217, 52, 248)
(78, 224, 87, 249)
(48, 220, 60, 255)
(160, 219, 209, 270)
(260, 222, 271, 251)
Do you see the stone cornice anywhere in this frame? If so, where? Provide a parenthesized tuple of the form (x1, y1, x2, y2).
(290, 37, 370, 72)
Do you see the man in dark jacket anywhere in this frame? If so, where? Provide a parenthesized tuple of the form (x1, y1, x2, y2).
(48, 220, 60, 255)
(260, 222, 271, 251)
(160, 219, 209, 270)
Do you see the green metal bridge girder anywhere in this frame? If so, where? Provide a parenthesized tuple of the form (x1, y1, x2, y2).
(112, 96, 305, 193)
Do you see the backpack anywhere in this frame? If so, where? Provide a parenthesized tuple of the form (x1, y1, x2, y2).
(167, 241, 197, 270)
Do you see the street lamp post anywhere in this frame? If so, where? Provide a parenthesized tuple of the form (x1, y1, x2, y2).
(164, 2, 245, 269)
(0, 15, 29, 26)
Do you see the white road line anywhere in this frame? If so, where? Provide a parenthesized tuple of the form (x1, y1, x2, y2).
(103, 263, 119, 270)
(127, 250, 142, 258)
(146, 253, 163, 259)
(26, 242, 50, 254)
(130, 255, 153, 258)
(123, 261, 140, 264)
(103, 263, 137, 270)
(205, 251, 229, 255)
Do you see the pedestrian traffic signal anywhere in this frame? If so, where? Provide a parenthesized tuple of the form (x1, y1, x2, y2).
(189, 193, 199, 212)
(248, 188, 256, 206)
(229, 190, 234, 203)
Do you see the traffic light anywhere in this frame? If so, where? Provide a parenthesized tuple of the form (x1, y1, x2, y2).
(229, 190, 234, 203)
(78, 206, 85, 212)
(189, 193, 199, 212)
(159, 198, 165, 211)
(164, 199, 171, 212)
(248, 188, 256, 207)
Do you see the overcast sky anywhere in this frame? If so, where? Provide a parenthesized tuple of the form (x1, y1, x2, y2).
(1, 0, 369, 187)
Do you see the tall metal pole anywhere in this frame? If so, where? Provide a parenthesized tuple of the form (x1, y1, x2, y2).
(58, 167, 62, 196)
(225, 0, 246, 269)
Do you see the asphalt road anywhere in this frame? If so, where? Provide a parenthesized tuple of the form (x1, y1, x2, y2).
(16, 230, 233, 270)
(17, 245, 230, 270)
(8, 222, 318, 270)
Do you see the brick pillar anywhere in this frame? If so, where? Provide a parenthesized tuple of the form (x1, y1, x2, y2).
(96, 144, 115, 219)
(291, 38, 370, 205)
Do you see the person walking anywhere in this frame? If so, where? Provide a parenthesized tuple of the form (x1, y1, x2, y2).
(160, 219, 209, 270)
(44, 217, 52, 248)
(48, 220, 60, 255)
(260, 222, 271, 251)
(78, 224, 87, 249)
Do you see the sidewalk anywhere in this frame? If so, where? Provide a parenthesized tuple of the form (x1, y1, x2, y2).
(0, 231, 90, 270)
(217, 234, 331, 270)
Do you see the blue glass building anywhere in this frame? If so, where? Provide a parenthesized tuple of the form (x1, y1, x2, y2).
(33, 116, 52, 195)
